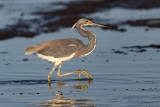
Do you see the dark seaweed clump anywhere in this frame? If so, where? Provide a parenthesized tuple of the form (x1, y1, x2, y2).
(112, 44, 160, 54)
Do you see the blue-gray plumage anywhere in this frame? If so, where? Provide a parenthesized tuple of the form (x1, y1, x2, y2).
(25, 18, 107, 82)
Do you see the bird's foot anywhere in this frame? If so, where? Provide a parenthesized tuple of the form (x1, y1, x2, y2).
(48, 74, 51, 82)
(77, 70, 93, 80)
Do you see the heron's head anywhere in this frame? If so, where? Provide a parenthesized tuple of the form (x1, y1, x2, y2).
(71, 18, 107, 29)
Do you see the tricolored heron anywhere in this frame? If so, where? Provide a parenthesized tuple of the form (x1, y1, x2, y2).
(25, 18, 107, 82)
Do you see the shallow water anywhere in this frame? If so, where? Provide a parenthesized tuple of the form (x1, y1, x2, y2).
(0, 1, 160, 107)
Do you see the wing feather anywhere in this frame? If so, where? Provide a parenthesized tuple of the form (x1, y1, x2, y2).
(25, 38, 82, 58)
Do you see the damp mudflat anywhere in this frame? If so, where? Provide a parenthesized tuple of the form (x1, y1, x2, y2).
(0, 0, 160, 107)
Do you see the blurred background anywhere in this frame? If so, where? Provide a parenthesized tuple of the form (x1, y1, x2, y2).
(0, 0, 160, 40)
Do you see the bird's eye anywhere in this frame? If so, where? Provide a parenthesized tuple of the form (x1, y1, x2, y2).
(86, 20, 89, 23)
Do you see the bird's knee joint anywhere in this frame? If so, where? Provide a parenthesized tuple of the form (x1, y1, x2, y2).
(57, 74, 62, 78)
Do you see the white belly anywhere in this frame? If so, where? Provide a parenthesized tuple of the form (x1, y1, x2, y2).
(37, 53, 75, 65)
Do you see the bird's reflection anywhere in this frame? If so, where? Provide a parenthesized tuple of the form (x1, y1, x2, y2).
(39, 78, 95, 107)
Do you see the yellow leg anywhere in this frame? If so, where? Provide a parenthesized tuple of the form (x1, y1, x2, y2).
(48, 64, 57, 82)
(57, 62, 93, 79)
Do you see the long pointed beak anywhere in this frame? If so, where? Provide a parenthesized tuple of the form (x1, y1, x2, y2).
(71, 22, 108, 30)
(92, 22, 108, 28)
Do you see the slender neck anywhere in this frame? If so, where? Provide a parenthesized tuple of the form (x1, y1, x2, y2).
(76, 24, 95, 40)
(76, 24, 96, 53)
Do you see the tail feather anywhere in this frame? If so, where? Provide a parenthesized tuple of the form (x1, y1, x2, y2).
(25, 39, 59, 55)
(25, 45, 39, 55)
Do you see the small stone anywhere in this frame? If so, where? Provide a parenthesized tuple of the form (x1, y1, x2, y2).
(5, 63, 9, 65)
(22, 58, 28, 61)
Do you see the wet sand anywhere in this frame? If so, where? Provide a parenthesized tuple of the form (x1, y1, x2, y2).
(0, 0, 160, 107)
